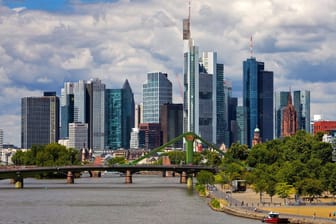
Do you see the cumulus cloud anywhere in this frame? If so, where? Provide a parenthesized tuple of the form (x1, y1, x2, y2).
(0, 0, 335, 145)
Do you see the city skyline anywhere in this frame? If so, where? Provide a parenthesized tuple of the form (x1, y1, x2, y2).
(0, 0, 335, 145)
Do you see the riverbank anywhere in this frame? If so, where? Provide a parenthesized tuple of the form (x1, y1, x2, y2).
(208, 187, 336, 224)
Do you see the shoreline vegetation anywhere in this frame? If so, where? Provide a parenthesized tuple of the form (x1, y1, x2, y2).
(202, 187, 336, 224)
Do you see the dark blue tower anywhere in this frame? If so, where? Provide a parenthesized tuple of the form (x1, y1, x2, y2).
(243, 57, 273, 147)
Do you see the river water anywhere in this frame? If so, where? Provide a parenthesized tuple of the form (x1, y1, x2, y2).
(0, 174, 260, 224)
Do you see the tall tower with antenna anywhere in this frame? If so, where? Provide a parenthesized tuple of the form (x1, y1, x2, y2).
(183, 0, 200, 135)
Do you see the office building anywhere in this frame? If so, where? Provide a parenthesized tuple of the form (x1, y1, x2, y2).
(105, 79, 135, 149)
(235, 106, 246, 145)
(293, 90, 310, 133)
(313, 121, 336, 135)
(243, 57, 273, 147)
(160, 103, 183, 148)
(130, 128, 145, 149)
(73, 80, 87, 123)
(60, 82, 74, 139)
(68, 122, 88, 150)
(183, 11, 200, 136)
(139, 123, 161, 149)
(134, 104, 142, 129)
(143, 72, 172, 123)
(86, 78, 105, 152)
(21, 92, 59, 149)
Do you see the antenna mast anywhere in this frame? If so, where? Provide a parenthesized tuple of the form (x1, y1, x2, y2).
(188, 0, 191, 38)
(249, 35, 253, 58)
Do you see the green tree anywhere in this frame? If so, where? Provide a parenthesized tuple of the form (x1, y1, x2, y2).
(296, 178, 324, 202)
(11, 150, 25, 165)
(227, 143, 249, 160)
(196, 170, 215, 185)
(107, 156, 126, 165)
(275, 182, 293, 205)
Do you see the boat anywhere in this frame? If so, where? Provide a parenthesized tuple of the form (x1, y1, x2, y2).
(262, 211, 289, 223)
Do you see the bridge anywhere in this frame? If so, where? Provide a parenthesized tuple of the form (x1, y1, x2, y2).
(0, 165, 217, 188)
(0, 132, 223, 189)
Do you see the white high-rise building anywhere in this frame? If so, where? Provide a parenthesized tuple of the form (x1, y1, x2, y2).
(68, 123, 88, 150)
(183, 9, 199, 135)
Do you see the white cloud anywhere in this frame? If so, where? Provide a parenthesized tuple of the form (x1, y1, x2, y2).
(61, 48, 93, 70)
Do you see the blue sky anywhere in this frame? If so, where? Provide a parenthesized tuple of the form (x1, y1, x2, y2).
(0, 0, 336, 146)
(3, 0, 118, 12)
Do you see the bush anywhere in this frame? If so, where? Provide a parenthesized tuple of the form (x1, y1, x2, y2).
(210, 198, 220, 209)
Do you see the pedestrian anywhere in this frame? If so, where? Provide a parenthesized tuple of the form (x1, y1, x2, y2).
(313, 212, 316, 219)
(329, 212, 332, 219)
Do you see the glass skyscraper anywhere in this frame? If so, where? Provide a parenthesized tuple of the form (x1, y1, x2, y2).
(243, 57, 274, 147)
(143, 72, 172, 123)
(21, 92, 59, 149)
(294, 90, 310, 133)
(60, 82, 74, 139)
(86, 78, 105, 152)
(105, 79, 135, 149)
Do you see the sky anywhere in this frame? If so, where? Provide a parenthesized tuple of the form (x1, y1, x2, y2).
(0, 0, 335, 146)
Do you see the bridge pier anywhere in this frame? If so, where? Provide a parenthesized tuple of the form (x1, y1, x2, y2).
(66, 171, 74, 184)
(14, 176, 24, 189)
(187, 175, 193, 190)
(125, 169, 132, 184)
(180, 171, 187, 184)
(162, 170, 166, 177)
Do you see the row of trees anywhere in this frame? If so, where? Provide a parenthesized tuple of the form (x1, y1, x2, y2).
(160, 131, 335, 203)
(218, 131, 335, 203)
(11, 143, 81, 166)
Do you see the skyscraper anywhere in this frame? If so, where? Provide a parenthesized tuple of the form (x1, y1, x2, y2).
(68, 122, 88, 150)
(183, 8, 199, 136)
(143, 72, 172, 123)
(60, 82, 74, 139)
(86, 78, 105, 152)
(243, 57, 274, 147)
(199, 52, 226, 145)
(105, 79, 135, 149)
(21, 92, 59, 149)
(294, 90, 310, 133)
(160, 103, 183, 148)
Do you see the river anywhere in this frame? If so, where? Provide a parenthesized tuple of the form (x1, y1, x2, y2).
(0, 174, 260, 224)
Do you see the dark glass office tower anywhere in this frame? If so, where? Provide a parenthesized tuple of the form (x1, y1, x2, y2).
(243, 57, 273, 147)
(105, 79, 134, 149)
(21, 92, 59, 149)
(293, 90, 310, 133)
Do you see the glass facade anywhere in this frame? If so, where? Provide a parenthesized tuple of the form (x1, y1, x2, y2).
(21, 93, 59, 149)
(216, 64, 225, 145)
(294, 90, 310, 133)
(183, 43, 199, 134)
(87, 79, 105, 152)
(243, 57, 273, 147)
(105, 89, 122, 149)
(105, 80, 134, 149)
(143, 72, 172, 123)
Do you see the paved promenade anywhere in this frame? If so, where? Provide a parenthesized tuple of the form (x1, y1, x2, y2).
(210, 186, 336, 224)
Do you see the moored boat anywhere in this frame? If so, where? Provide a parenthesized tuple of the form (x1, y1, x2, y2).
(262, 211, 289, 223)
